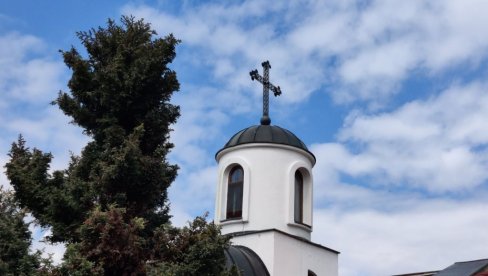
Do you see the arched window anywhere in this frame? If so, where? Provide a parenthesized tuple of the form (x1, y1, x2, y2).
(308, 270, 317, 276)
(294, 170, 304, 224)
(227, 166, 244, 219)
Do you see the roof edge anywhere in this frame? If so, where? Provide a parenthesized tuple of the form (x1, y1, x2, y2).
(215, 142, 316, 165)
(226, 228, 339, 254)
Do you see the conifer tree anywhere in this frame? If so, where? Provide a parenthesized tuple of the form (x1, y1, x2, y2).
(5, 16, 231, 275)
(0, 188, 40, 274)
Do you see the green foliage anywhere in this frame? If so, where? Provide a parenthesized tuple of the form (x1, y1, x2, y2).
(0, 187, 40, 275)
(60, 243, 102, 276)
(6, 15, 180, 243)
(4, 16, 233, 275)
(61, 206, 146, 275)
(147, 214, 233, 276)
(57, 16, 180, 153)
(61, 212, 234, 276)
(5, 136, 90, 243)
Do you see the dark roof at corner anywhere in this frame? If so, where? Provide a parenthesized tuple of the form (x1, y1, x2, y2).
(392, 271, 439, 276)
(435, 259, 488, 276)
(224, 245, 270, 276)
(216, 125, 315, 162)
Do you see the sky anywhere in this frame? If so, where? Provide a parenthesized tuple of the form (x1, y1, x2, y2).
(1, 0, 488, 275)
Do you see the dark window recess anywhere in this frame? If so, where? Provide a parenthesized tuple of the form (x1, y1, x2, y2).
(294, 170, 304, 223)
(227, 166, 244, 219)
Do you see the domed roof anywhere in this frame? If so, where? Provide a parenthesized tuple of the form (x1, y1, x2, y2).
(224, 245, 269, 276)
(216, 124, 315, 163)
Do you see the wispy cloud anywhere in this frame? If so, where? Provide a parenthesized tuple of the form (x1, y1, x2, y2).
(314, 81, 488, 193)
(314, 199, 488, 276)
(311, 80, 488, 275)
(0, 32, 87, 262)
(125, 0, 488, 107)
(122, 2, 488, 275)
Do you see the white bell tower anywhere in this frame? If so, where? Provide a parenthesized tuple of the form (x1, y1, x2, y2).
(215, 126, 315, 239)
(215, 62, 339, 276)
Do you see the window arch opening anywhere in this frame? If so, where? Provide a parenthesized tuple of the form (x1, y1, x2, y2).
(226, 166, 244, 219)
(308, 270, 317, 276)
(294, 170, 304, 224)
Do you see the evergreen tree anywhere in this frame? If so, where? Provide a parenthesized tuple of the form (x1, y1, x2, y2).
(5, 16, 231, 275)
(0, 187, 40, 275)
(148, 214, 233, 276)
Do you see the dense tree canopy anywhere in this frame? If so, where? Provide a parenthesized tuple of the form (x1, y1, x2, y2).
(5, 16, 232, 275)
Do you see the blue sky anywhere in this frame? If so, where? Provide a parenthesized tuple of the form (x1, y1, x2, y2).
(2, 1, 488, 275)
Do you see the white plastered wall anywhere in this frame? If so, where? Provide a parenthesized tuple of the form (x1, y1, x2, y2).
(215, 143, 314, 239)
(231, 231, 339, 276)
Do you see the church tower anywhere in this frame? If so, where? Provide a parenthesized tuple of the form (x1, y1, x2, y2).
(214, 61, 339, 276)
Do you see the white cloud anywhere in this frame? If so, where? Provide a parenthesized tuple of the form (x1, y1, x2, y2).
(168, 204, 194, 228)
(122, 2, 328, 106)
(0, 33, 64, 104)
(126, 0, 488, 106)
(120, 4, 488, 276)
(311, 81, 488, 193)
(0, 32, 43, 63)
(169, 86, 233, 169)
(333, 0, 488, 103)
(117, 3, 488, 276)
(313, 199, 488, 276)
(307, 78, 488, 274)
(10, 59, 64, 101)
(0, 31, 87, 173)
(423, 0, 488, 69)
(2, 106, 88, 169)
(30, 227, 65, 265)
(0, 155, 11, 190)
(0, 31, 84, 267)
(169, 165, 218, 217)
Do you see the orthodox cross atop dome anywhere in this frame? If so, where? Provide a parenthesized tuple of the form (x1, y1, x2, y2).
(250, 60, 282, 125)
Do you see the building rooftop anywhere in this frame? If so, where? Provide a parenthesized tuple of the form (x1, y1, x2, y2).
(435, 259, 488, 276)
(396, 258, 488, 276)
(216, 124, 315, 163)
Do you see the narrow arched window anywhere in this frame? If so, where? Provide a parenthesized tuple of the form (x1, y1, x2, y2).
(308, 270, 317, 276)
(227, 166, 243, 219)
(294, 170, 304, 224)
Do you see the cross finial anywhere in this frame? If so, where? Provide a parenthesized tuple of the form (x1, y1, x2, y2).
(250, 60, 282, 125)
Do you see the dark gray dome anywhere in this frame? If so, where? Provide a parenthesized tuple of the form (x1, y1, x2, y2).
(224, 245, 269, 276)
(217, 125, 315, 162)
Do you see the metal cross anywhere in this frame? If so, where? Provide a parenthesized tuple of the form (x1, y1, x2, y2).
(250, 60, 282, 125)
